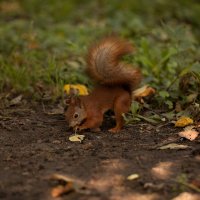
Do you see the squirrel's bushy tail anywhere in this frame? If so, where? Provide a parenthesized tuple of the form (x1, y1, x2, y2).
(86, 37, 142, 90)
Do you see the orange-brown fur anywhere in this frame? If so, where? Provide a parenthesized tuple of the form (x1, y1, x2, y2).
(65, 37, 142, 133)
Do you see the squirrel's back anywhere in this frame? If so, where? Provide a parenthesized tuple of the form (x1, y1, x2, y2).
(86, 37, 142, 91)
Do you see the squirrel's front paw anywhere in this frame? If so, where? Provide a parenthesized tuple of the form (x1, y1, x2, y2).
(76, 125, 88, 132)
(91, 127, 101, 132)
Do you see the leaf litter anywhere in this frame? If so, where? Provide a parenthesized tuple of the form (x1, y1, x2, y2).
(69, 134, 85, 142)
(158, 143, 189, 150)
(178, 125, 199, 141)
(9, 95, 23, 106)
(175, 116, 194, 127)
(49, 173, 92, 198)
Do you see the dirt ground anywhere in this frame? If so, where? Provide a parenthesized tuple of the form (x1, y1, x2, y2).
(0, 102, 200, 200)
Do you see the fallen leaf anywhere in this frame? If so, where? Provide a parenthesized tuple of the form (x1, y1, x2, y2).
(50, 173, 78, 183)
(178, 129, 199, 141)
(10, 95, 23, 106)
(184, 125, 195, 131)
(64, 84, 88, 95)
(69, 134, 85, 142)
(144, 182, 165, 190)
(132, 85, 155, 103)
(127, 174, 140, 180)
(175, 116, 193, 127)
(51, 183, 73, 197)
(49, 173, 91, 197)
(158, 143, 189, 150)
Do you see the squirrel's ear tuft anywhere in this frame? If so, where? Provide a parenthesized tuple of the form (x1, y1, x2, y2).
(64, 88, 80, 105)
(74, 96, 82, 108)
(67, 96, 82, 108)
(65, 97, 71, 105)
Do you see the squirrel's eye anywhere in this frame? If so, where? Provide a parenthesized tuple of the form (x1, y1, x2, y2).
(73, 113, 79, 118)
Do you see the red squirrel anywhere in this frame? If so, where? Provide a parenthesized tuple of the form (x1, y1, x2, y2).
(65, 37, 142, 133)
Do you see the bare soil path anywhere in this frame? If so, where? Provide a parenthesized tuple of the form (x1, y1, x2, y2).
(0, 104, 200, 200)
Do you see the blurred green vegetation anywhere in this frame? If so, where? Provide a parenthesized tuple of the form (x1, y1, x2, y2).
(0, 0, 200, 106)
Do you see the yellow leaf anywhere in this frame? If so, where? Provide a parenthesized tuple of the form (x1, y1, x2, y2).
(69, 134, 85, 142)
(175, 116, 193, 127)
(64, 84, 88, 95)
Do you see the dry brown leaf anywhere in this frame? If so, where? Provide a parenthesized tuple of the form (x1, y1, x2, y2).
(184, 125, 195, 131)
(51, 183, 74, 197)
(50, 174, 76, 197)
(178, 129, 199, 141)
(50, 173, 78, 183)
(132, 85, 156, 103)
(158, 143, 189, 150)
(144, 182, 165, 191)
(10, 95, 23, 106)
(49, 173, 91, 197)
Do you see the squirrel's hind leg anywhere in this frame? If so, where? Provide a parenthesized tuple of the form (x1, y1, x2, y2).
(78, 115, 103, 132)
(109, 93, 131, 133)
(91, 127, 101, 132)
